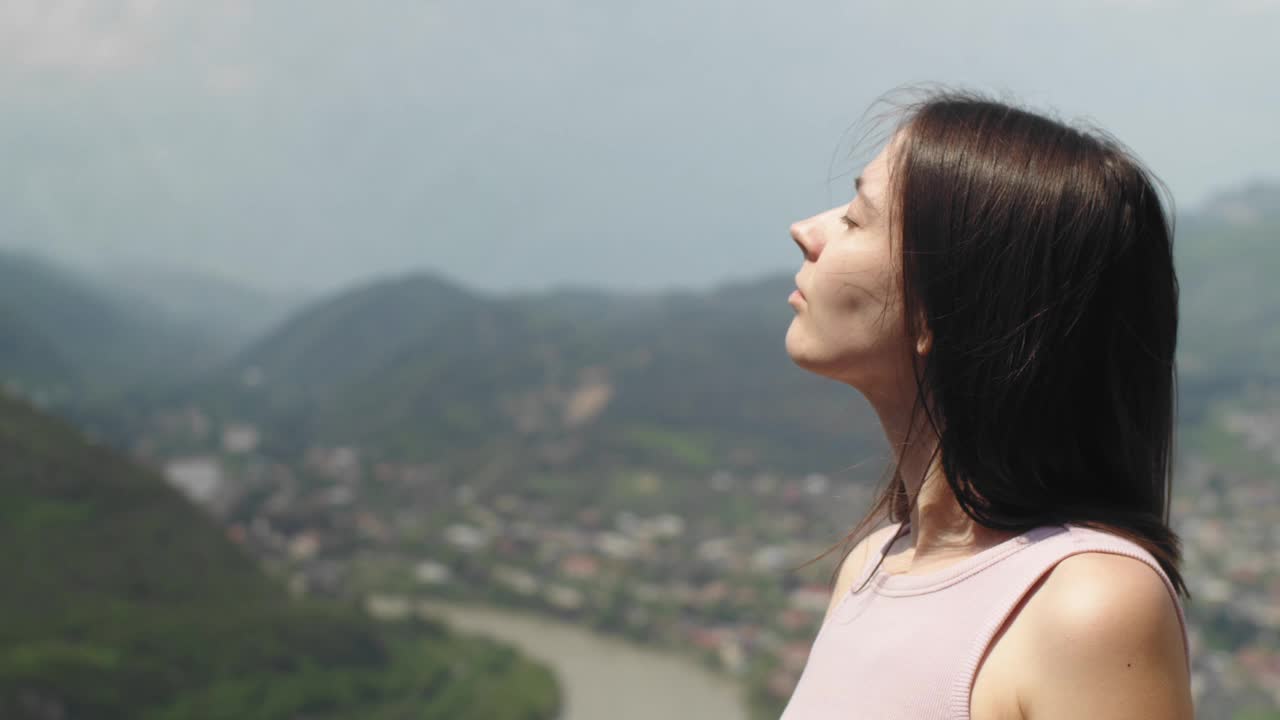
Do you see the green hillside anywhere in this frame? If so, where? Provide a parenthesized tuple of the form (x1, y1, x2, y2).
(0, 390, 560, 720)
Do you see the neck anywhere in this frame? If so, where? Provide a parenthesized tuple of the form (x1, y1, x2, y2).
(866, 388, 1017, 563)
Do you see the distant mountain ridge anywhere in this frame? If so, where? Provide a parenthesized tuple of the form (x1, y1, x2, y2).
(152, 264, 877, 474)
(173, 180, 1274, 473)
(87, 261, 310, 353)
(1173, 182, 1280, 418)
(1189, 178, 1280, 227)
(0, 304, 75, 393)
(0, 250, 230, 399)
(2, 179, 1275, 477)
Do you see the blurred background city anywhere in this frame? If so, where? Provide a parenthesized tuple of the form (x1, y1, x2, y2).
(1, 1, 1277, 718)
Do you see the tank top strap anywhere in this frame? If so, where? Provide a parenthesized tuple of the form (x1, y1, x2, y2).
(847, 520, 909, 592)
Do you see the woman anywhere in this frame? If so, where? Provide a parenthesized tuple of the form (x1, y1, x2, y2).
(780, 86, 1194, 719)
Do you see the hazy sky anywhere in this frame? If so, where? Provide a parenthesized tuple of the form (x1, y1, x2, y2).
(1, 0, 1277, 297)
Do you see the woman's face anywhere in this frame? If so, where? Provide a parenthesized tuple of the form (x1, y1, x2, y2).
(785, 132, 921, 398)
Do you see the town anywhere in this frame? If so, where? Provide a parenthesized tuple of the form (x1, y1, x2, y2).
(152, 400, 1280, 718)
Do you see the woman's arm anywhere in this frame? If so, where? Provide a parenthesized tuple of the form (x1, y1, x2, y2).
(1018, 553, 1194, 720)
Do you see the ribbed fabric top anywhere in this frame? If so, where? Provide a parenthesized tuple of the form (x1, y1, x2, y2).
(779, 521, 1190, 719)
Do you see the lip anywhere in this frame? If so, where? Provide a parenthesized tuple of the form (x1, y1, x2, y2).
(789, 288, 805, 304)
(792, 276, 806, 300)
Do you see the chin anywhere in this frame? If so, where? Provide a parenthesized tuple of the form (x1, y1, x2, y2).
(783, 324, 809, 363)
(786, 339, 876, 391)
(784, 337, 831, 377)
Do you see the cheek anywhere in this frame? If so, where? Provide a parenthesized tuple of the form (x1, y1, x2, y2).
(816, 250, 898, 312)
(817, 264, 909, 353)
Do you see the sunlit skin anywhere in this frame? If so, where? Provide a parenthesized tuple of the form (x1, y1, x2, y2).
(785, 131, 1195, 720)
(785, 130, 1017, 562)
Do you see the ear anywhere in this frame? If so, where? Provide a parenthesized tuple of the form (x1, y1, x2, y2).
(914, 325, 933, 357)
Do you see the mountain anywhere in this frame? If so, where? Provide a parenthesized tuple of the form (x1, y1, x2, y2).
(39, 180, 1278, 482)
(1189, 178, 1280, 228)
(133, 179, 1280, 477)
(0, 250, 230, 395)
(1175, 182, 1280, 420)
(154, 266, 879, 475)
(0, 305, 77, 399)
(0, 389, 560, 720)
(86, 262, 311, 354)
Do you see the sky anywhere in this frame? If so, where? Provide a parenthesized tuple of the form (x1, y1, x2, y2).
(1, 0, 1277, 297)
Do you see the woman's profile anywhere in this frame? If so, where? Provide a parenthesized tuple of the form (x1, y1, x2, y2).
(780, 85, 1194, 719)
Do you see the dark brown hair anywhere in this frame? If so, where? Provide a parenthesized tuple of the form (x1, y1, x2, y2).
(801, 84, 1188, 600)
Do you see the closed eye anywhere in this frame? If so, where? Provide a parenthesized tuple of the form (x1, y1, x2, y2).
(841, 215, 858, 229)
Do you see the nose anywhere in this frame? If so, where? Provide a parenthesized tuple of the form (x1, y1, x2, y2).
(790, 216, 817, 260)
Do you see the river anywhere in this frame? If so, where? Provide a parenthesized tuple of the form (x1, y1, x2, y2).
(397, 597, 751, 720)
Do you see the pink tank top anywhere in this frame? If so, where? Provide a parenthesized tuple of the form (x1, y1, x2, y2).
(779, 521, 1191, 719)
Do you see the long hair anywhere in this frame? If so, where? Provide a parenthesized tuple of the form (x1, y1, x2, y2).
(801, 85, 1188, 599)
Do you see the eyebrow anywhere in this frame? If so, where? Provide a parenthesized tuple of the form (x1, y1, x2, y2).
(855, 176, 879, 216)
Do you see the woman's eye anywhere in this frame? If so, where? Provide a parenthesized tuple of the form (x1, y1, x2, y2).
(841, 215, 858, 229)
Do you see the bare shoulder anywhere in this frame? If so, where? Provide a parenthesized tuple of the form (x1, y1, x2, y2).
(1016, 552, 1193, 720)
(823, 524, 899, 621)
